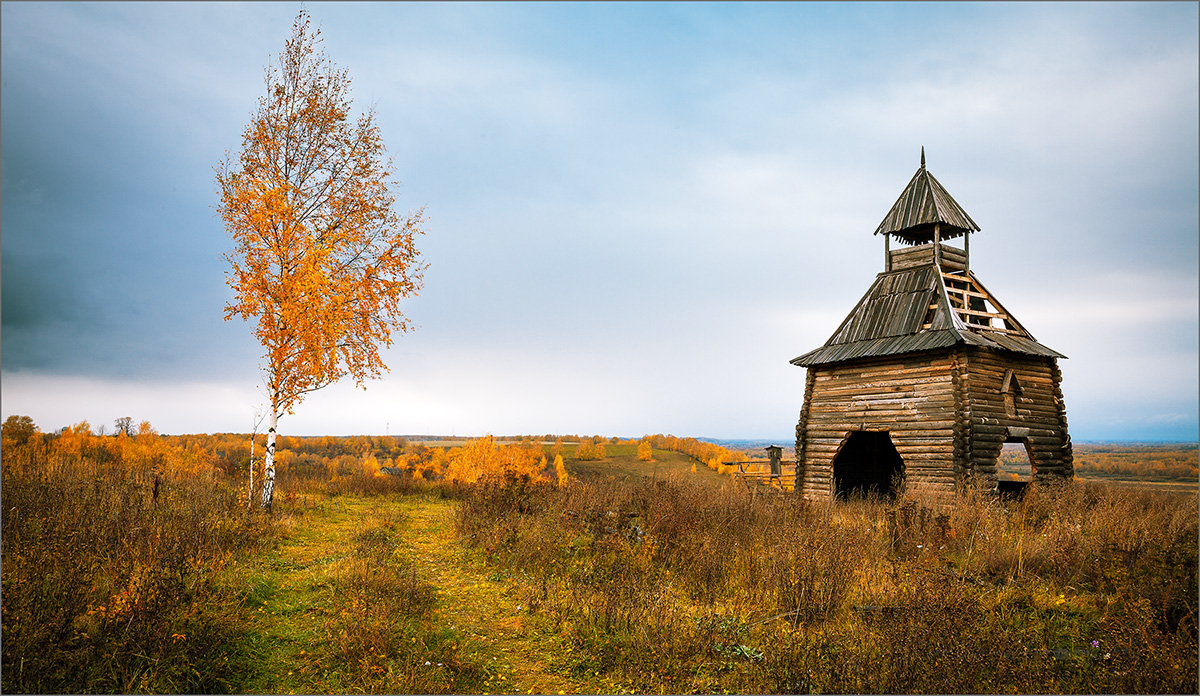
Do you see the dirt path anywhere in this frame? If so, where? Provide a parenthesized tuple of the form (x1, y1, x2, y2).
(398, 496, 589, 695)
(229, 495, 590, 694)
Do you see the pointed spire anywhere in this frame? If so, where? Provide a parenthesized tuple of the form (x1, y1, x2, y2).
(873, 152, 979, 243)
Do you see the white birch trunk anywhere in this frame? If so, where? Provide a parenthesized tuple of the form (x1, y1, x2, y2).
(248, 431, 256, 509)
(261, 408, 279, 512)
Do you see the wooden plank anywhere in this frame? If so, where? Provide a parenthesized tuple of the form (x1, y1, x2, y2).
(818, 356, 953, 374)
(815, 380, 950, 396)
(805, 426, 955, 437)
(966, 370, 1056, 385)
(805, 434, 957, 446)
(815, 367, 949, 382)
(812, 387, 954, 401)
(968, 401, 1065, 415)
(953, 306, 1012, 319)
(809, 413, 958, 426)
(948, 288, 989, 301)
(969, 411, 1066, 426)
(811, 398, 957, 410)
(968, 352, 1055, 366)
(968, 372, 1057, 386)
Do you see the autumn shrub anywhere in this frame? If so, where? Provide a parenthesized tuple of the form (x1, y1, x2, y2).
(455, 474, 1198, 694)
(1, 428, 267, 693)
(574, 439, 605, 461)
(264, 438, 558, 500)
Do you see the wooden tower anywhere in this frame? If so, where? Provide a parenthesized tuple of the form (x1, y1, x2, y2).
(791, 150, 1073, 500)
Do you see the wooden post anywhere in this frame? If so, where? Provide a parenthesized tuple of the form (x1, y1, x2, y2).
(885, 233, 891, 271)
(964, 231, 970, 271)
(934, 223, 942, 267)
(766, 445, 783, 477)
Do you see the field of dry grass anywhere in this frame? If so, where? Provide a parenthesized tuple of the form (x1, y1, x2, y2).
(2, 419, 1196, 694)
(1, 427, 267, 692)
(456, 473, 1198, 694)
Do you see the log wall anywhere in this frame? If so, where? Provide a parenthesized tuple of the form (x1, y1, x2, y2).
(962, 348, 1073, 491)
(795, 347, 1073, 501)
(890, 243, 967, 272)
(797, 352, 959, 500)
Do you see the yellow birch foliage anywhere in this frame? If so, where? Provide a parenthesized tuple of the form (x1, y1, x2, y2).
(637, 440, 654, 462)
(217, 10, 425, 418)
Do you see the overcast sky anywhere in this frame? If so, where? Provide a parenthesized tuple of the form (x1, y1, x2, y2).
(2, 2, 1197, 441)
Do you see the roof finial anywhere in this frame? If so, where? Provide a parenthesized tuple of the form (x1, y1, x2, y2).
(920, 146, 926, 169)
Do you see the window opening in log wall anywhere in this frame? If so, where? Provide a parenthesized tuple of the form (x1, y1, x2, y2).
(1001, 369, 1023, 417)
(997, 438, 1034, 499)
(832, 431, 905, 501)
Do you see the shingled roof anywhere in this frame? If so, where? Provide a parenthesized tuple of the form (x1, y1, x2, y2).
(790, 265, 1064, 367)
(874, 150, 980, 245)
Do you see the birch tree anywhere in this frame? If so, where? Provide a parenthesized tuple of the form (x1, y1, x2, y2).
(217, 11, 425, 512)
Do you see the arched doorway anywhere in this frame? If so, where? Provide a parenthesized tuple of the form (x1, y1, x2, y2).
(833, 431, 904, 500)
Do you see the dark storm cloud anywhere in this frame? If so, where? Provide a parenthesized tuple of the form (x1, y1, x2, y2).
(1, 3, 265, 380)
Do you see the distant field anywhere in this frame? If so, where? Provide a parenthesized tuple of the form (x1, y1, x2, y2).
(1074, 476, 1197, 492)
(564, 445, 727, 485)
(566, 440, 1198, 491)
(409, 439, 1198, 491)
(295, 437, 1198, 491)
(998, 441, 1198, 489)
(402, 439, 741, 486)
(312, 436, 1199, 491)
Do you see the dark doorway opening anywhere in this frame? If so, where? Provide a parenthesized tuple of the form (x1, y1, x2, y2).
(833, 431, 904, 500)
(997, 438, 1034, 500)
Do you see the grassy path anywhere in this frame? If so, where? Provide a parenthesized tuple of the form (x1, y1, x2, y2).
(226, 494, 590, 694)
(229, 499, 368, 694)
(400, 497, 588, 695)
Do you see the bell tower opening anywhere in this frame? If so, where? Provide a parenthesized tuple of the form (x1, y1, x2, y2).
(832, 431, 904, 500)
